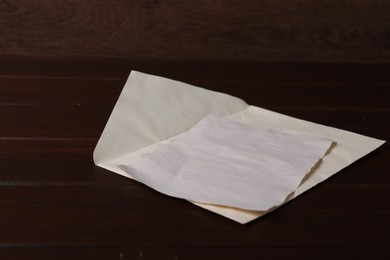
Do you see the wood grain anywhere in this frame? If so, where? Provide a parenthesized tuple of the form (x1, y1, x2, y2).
(0, 60, 389, 259)
(1, 0, 390, 62)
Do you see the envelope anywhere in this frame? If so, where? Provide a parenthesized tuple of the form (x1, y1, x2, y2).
(93, 71, 385, 224)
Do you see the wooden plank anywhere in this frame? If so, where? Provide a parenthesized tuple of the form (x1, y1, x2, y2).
(0, 139, 118, 183)
(1, 62, 389, 111)
(1, 75, 389, 110)
(0, 246, 388, 260)
(0, 184, 389, 246)
(0, 106, 109, 138)
(0, 77, 124, 106)
(2, 60, 390, 82)
(0, 1, 390, 62)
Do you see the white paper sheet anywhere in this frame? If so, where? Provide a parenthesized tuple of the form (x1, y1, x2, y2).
(119, 115, 333, 211)
(93, 71, 385, 224)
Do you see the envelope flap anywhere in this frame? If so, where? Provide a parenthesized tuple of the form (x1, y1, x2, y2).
(93, 71, 248, 164)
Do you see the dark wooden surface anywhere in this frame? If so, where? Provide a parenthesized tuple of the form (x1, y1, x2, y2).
(2, 1, 389, 258)
(1, 0, 390, 63)
(0, 60, 389, 259)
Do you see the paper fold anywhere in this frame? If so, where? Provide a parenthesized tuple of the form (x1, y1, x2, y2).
(94, 71, 248, 164)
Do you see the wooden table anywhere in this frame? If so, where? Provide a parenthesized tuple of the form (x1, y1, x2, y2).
(1, 60, 389, 259)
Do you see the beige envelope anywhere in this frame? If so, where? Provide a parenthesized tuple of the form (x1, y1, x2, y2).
(93, 71, 385, 224)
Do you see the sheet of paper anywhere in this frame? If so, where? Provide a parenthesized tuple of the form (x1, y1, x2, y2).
(94, 71, 385, 224)
(119, 115, 333, 211)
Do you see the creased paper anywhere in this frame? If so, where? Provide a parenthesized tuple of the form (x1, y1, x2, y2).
(119, 115, 334, 211)
(94, 71, 385, 224)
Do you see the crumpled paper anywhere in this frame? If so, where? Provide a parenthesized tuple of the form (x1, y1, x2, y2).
(119, 114, 334, 211)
